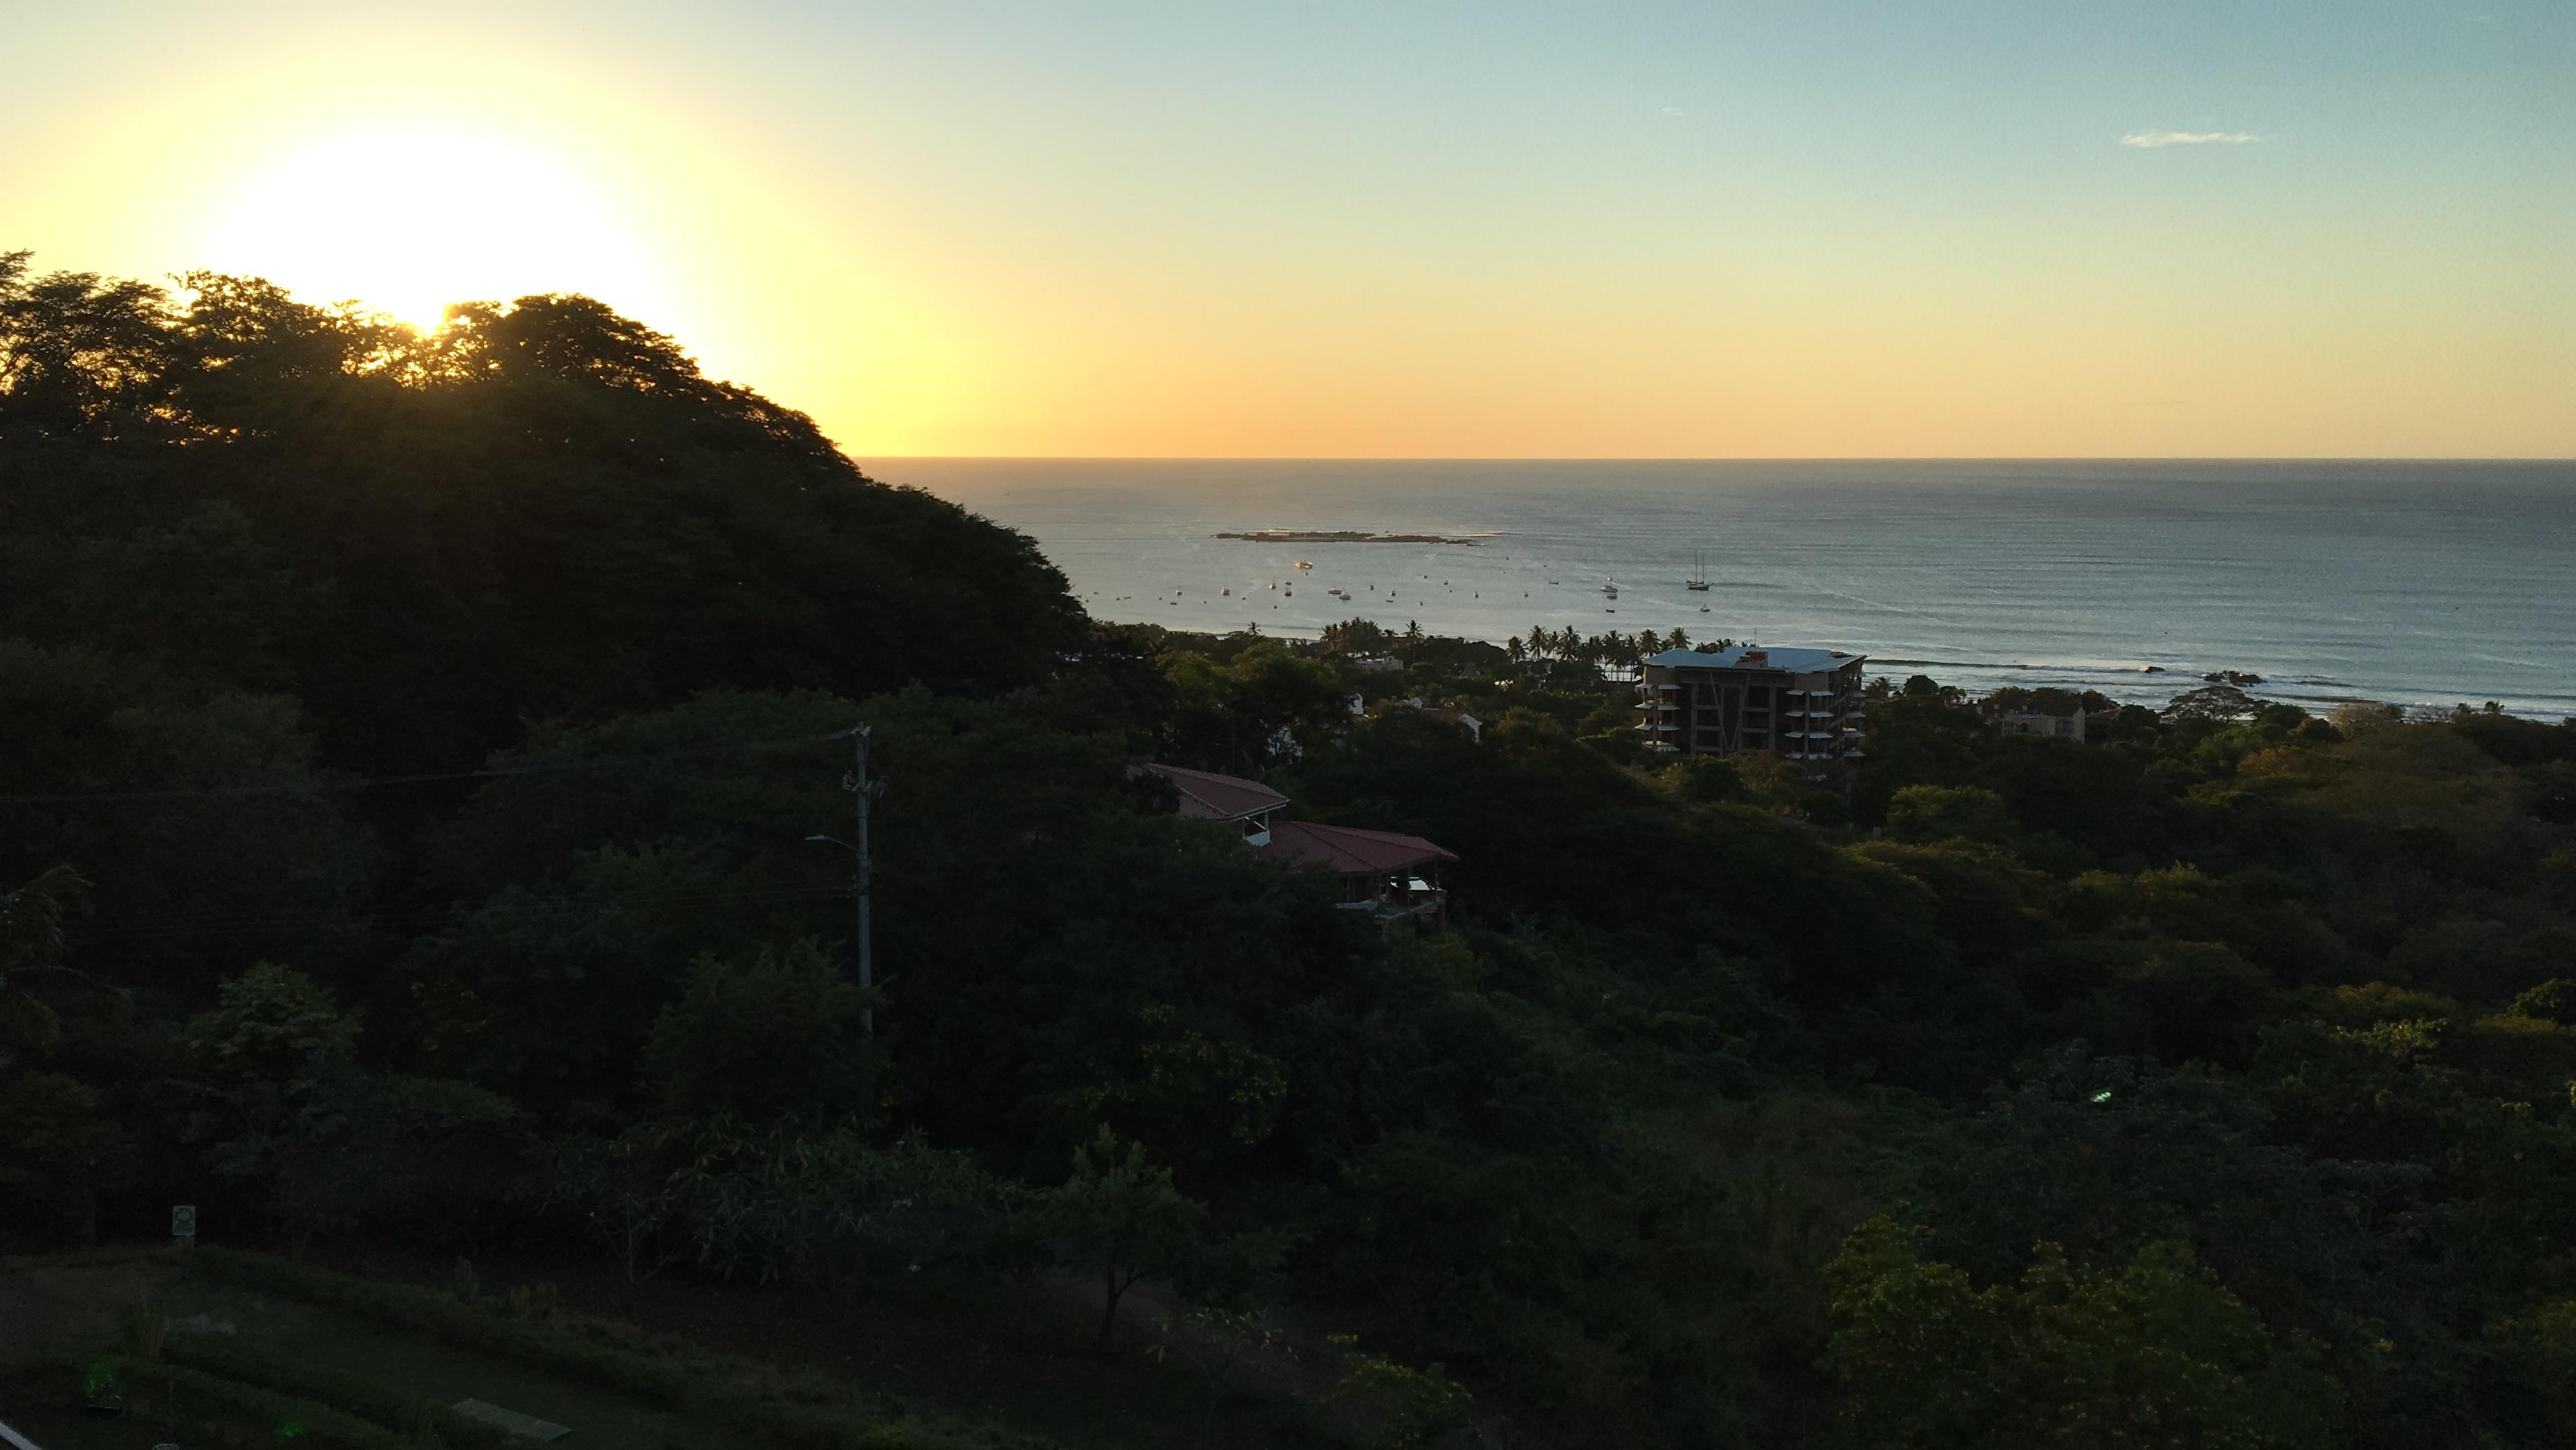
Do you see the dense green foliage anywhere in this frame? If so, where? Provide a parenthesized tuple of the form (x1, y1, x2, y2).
(9, 255, 2576, 1447)
(0, 252, 1083, 776)
(1824, 1218, 2339, 1449)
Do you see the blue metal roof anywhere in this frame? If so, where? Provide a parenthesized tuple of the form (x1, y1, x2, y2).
(1644, 645, 1864, 674)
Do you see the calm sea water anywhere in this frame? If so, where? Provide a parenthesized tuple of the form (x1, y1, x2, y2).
(865, 460, 2576, 719)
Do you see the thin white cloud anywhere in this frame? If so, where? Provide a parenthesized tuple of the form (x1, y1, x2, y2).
(2122, 130, 2259, 149)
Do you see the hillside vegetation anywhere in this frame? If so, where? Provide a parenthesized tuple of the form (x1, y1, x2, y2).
(6, 257, 2576, 1449)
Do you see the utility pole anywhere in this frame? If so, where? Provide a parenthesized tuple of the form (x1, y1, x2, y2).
(808, 722, 883, 1036)
(850, 724, 875, 1036)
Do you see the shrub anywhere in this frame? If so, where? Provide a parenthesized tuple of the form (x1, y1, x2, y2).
(1679, 757, 1746, 803)
(1822, 1217, 2339, 1449)
(160, 1333, 514, 1449)
(118, 1296, 167, 1359)
(90, 1355, 417, 1450)
(1326, 1334, 1473, 1449)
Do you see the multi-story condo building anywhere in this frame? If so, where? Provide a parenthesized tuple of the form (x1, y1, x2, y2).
(1636, 645, 1868, 762)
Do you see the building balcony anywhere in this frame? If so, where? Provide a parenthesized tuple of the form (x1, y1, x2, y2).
(1336, 882, 1447, 927)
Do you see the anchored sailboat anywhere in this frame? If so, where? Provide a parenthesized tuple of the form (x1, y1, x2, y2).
(1685, 550, 1710, 591)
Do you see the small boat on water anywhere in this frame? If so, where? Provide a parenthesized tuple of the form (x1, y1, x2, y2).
(1601, 577, 1619, 600)
(1294, 560, 1314, 570)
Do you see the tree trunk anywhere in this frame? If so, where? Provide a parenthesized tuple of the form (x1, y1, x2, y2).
(1096, 1265, 1125, 1354)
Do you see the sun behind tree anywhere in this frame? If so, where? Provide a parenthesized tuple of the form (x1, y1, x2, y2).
(198, 125, 673, 335)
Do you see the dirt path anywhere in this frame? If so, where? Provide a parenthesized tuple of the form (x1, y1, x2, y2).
(1, 1253, 708, 1446)
(3, 1246, 1378, 1449)
(0, 1253, 172, 1368)
(321, 1245, 1357, 1449)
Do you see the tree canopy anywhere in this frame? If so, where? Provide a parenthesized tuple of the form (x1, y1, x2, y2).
(9, 252, 2576, 1450)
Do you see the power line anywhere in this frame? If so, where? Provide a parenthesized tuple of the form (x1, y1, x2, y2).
(0, 729, 852, 806)
(73, 874, 856, 933)
(62, 879, 853, 946)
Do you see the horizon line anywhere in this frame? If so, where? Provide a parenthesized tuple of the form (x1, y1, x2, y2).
(849, 454, 2576, 464)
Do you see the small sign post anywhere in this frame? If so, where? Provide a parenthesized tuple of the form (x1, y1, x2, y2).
(172, 1204, 196, 1248)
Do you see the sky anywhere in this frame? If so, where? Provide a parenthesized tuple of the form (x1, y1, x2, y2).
(6, 1, 2570, 457)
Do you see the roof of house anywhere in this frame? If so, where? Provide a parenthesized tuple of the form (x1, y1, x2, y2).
(1143, 763, 1289, 822)
(1260, 820, 1458, 876)
(1644, 645, 1864, 674)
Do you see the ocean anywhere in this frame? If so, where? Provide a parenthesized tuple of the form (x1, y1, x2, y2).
(863, 459, 2576, 719)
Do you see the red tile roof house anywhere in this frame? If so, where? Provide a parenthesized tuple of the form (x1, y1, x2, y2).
(1141, 764, 1457, 927)
(1142, 763, 1289, 845)
(1258, 820, 1457, 929)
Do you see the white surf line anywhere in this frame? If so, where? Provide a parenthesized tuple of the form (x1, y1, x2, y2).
(1799, 576, 1966, 630)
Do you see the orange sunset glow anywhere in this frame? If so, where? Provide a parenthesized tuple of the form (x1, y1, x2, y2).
(8, 3, 2568, 457)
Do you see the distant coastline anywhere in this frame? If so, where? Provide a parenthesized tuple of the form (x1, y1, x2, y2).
(1213, 529, 1487, 545)
(880, 458, 2576, 719)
